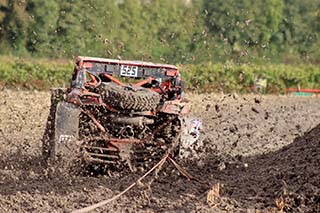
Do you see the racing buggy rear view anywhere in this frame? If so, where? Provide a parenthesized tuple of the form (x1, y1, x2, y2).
(42, 56, 199, 171)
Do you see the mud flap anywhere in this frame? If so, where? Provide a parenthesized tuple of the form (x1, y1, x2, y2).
(54, 102, 81, 159)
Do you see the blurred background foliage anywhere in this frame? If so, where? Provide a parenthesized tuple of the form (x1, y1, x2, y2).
(0, 0, 319, 92)
(0, 0, 319, 64)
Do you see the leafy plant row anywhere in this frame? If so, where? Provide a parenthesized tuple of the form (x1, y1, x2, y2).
(0, 59, 72, 90)
(181, 63, 320, 93)
(1, 59, 319, 93)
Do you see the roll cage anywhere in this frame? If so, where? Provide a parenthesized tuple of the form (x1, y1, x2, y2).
(71, 56, 183, 100)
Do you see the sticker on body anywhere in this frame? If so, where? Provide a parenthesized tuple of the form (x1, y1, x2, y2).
(120, 65, 138, 77)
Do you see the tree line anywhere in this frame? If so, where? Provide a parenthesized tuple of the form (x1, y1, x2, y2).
(0, 0, 319, 64)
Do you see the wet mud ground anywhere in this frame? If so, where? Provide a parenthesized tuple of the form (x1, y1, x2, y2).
(0, 90, 319, 212)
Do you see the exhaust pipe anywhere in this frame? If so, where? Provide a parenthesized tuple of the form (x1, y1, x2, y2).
(110, 115, 154, 126)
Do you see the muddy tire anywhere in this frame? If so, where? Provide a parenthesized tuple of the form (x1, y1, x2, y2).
(99, 83, 161, 111)
(42, 88, 65, 163)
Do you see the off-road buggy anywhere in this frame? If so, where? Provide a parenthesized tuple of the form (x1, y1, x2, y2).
(42, 56, 199, 171)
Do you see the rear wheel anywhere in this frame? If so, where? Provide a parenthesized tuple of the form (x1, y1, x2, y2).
(42, 89, 65, 162)
(132, 115, 182, 169)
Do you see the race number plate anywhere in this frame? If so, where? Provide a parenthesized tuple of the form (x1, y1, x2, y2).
(120, 65, 138, 77)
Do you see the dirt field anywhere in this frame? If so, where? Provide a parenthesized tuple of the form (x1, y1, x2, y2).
(0, 90, 319, 212)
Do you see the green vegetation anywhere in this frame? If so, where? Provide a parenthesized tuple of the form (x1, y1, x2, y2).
(0, 58, 72, 89)
(0, 0, 319, 64)
(1, 59, 319, 93)
(182, 63, 320, 93)
(0, 0, 319, 92)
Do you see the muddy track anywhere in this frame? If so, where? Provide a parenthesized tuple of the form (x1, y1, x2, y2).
(0, 91, 319, 212)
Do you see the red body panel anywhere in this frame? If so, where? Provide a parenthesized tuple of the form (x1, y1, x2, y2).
(76, 56, 179, 71)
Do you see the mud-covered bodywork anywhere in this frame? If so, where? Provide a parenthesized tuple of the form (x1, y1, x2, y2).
(42, 56, 195, 170)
